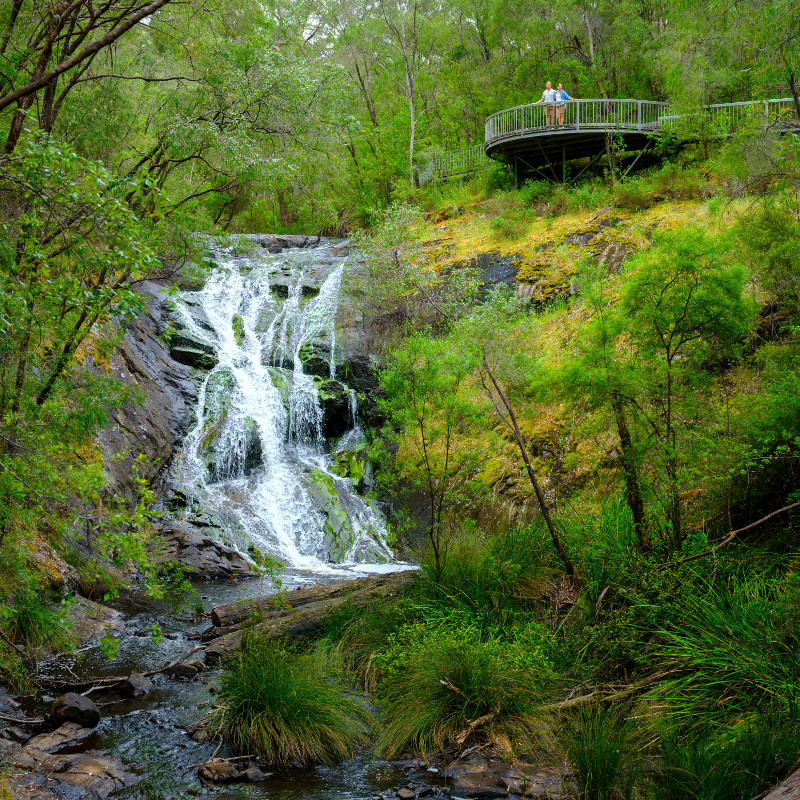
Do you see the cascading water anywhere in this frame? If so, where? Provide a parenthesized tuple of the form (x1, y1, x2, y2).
(170, 239, 393, 571)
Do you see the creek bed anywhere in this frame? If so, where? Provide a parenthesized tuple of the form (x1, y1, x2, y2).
(33, 568, 427, 800)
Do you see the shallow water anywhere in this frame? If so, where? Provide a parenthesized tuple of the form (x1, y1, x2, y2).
(34, 567, 433, 800)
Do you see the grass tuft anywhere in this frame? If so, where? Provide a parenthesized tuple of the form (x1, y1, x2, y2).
(210, 633, 372, 765)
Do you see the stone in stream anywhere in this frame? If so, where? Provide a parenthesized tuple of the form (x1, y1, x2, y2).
(27, 722, 95, 753)
(196, 759, 240, 783)
(166, 661, 200, 680)
(396, 788, 416, 800)
(50, 693, 101, 728)
(121, 673, 153, 697)
(242, 766, 273, 782)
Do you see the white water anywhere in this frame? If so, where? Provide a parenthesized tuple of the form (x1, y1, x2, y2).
(172, 242, 394, 570)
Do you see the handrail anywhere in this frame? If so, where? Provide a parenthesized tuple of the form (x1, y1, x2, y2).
(423, 98, 799, 183)
(484, 97, 799, 150)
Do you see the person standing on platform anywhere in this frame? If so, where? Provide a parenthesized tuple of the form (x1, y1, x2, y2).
(556, 84, 574, 127)
(536, 81, 557, 128)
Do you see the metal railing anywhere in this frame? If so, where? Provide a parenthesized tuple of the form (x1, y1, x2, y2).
(661, 98, 800, 134)
(425, 143, 489, 181)
(423, 97, 799, 183)
(485, 99, 671, 147)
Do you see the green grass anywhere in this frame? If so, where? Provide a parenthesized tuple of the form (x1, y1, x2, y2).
(654, 718, 800, 800)
(559, 704, 640, 800)
(374, 619, 555, 757)
(210, 633, 372, 765)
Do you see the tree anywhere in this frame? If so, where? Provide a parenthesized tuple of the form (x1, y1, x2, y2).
(379, 333, 484, 581)
(620, 227, 754, 545)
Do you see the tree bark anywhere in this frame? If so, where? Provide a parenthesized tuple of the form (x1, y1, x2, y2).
(611, 391, 648, 549)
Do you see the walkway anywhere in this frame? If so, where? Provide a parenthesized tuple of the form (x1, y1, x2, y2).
(427, 97, 800, 182)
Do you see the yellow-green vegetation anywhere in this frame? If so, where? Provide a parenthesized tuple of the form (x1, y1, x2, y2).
(210, 633, 372, 765)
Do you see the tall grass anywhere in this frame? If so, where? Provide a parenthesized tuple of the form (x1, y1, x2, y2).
(375, 620, 555, 757)
(420, 525, 554, 620)
(560, 704, 640, 800)
(654, 718, 800, 800)
(210, 633, 372, 765)
(652, 579, 800, 727)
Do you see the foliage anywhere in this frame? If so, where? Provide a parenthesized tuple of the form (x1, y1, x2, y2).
(211, 633, 372, 765)
(559, 704, 641, 800)
(375, 618, 555, 756)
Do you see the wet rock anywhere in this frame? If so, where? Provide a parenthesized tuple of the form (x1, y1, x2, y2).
(121, 673, 153, 697)
(197, 759, 240, 783)
(51, 693, 101, 729)
(397, 788, 416, 800)
(242, 766, 273, 782)
(98, 281, 199, 502)
(67, 596, 124, 647)
(7, 747, 135, 798)
(27, 722, 94, 753)
(184, 658, 206, 673)
(170, 345, 219, 370)
(318, 378, 353, 439)
(1, 726, 30, 744)
(159, 523, 256, 579)
(166, 661, 199, 680)
(446, 754, 569, 800)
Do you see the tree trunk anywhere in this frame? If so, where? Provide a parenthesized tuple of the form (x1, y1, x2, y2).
(611, 392, 648, 549)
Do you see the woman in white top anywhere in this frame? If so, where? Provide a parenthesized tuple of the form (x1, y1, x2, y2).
(536, 81, 557, 128)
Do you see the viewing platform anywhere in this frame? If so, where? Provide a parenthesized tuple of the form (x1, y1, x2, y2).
(425, 97, 800, 183)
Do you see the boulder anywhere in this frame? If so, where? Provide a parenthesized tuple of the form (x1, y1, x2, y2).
(50, 693, 101, 729)
(27, 722, 94, 753)
(242, 766, 272, 782)
(197, 760, 241, 783)
(166, 662, 199, 680)
(184, 658, 206, 673)
(159, 524, 256, 579)
(318, 379, 353, 439)
(397, 788, 416, 800)
(121, 673, 153, 697)
(170, 345, 218, 370)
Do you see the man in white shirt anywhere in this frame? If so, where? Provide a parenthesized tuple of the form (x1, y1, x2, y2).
(536, 81, 557, 128)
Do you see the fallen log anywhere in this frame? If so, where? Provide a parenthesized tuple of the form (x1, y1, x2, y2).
(205, 570, 416, 664)
(208, 571, 414, 630)
(757, 761, 800, 800)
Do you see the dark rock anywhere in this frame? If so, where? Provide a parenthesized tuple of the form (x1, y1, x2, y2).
(170, 345, 219, 370)
(196, 760, 240, 783)
(159, 523, 255, 579)
(50, 693, 101, 729)
(242, 766, 272, 782)
(318, 379, 352, 439)
(1, 726, 29, 744)
(98, 281, 199, 502)
(166, 662, 199, 680)
(121, 673, 153, 697)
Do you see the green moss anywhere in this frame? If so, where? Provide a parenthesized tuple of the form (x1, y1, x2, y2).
(232, 313, 245, 347)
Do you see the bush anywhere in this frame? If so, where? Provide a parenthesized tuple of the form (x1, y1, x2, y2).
(612, 178, 657, 210)
(560, 704, 641, 800)
(654, 717, 800, 800)
(210, 634, 372, 765)
(375, 620, 555, 756)
(519, 180, 555, 207)
(0, 589, 73, 652)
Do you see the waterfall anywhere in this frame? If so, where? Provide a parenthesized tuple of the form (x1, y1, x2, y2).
(171, 240, 393, 570)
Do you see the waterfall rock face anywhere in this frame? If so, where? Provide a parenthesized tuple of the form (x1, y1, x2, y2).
(165, 237, 392, 568)
(98, 236, 392, 574)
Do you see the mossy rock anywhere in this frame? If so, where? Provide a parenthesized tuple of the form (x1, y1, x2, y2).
(232, 314, 245, 347)
(203, 367, 236, 426)
(302, 468, 356, 562)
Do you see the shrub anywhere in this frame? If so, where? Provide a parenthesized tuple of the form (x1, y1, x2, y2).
(612, 179, 657, 210)
(0, 589, 73, 652)
(654, 717, 800, 800)
(519, 180, 555, 207)
(560, 704, 641, 800)
(210, 634, 372, 765)
(375, 620, 555, 756)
